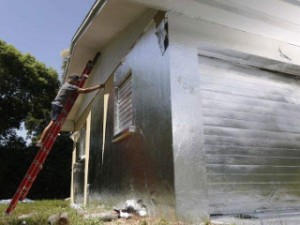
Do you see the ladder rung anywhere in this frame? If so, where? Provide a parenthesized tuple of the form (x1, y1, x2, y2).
(25, 175, 35, 182)
(54, 120, 64, 126)
(40, 147, 50, 154)
(33, 160, 43, 169)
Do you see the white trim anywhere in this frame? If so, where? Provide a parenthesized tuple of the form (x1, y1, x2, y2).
(83, 112, 91, 206)
(102, 93, 109, 165)
(69, 131, 80, 205)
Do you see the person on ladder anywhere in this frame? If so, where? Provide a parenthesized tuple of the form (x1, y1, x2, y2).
(36, 74, 105, 147)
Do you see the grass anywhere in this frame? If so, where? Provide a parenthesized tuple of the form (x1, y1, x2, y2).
(0, 200, 191, 225)
(0, 200, 114, 225)
(0, 200, 77, 225)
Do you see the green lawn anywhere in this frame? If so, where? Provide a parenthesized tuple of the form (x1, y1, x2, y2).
(0, 200, 106, 225)
(0, 200, 192, 225)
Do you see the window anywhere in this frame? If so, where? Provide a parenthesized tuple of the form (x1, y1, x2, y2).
(113, 73, 135, 141)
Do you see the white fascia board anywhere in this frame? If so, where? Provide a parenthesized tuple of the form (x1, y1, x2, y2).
(131, 0, 300, 46)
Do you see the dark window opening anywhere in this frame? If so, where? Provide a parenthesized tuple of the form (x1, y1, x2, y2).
(155, 11, 169, 55)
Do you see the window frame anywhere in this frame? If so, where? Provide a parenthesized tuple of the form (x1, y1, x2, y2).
(113, 71, 136, 142)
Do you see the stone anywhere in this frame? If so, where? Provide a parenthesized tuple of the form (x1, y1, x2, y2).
(83, 211, 119, 222)
(47, 213, 69, 225)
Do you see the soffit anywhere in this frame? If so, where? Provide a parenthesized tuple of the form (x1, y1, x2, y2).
(66, 0, 148, 79)
(131, 0, 300, 46)
(63, 0, 300, 131)
(62, 0, 148, 131)
(66, 0, 300, 80)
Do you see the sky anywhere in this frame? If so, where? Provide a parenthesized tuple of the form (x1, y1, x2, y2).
(0, 0, 96, 139)
(0, 0, 96, 78)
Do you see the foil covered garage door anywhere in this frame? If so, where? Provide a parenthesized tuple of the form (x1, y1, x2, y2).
(199, 55, 300, 216)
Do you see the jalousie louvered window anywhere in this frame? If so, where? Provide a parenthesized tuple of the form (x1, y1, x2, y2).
(114, 74, 133, 136)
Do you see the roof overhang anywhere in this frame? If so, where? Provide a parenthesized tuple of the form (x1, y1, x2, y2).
(64, 0, 300, 84)
(65, 0, 150, 80)
(62, 0, 300, 131)
(61, 0, 150, 131)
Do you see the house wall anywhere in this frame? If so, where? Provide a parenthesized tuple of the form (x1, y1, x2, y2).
(168, 11, 300, 222)
(73, 8, 157, 130)
(70, 10, 175, 216)
(72, 125, 87, 205)
(90, 20, 174, 215)
(70, 1, 300, 223)
(87, 92, 104, 194)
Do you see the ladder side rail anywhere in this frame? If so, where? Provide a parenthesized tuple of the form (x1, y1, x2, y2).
(18, 94, 77, 201)
(5, 118, 63, 213)
(5, 54, 99, 214)
(6, 94, 80, 213)
(15, 66, 92, 202)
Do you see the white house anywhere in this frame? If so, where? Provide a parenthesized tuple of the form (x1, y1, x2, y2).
(62, 0, 300, 223)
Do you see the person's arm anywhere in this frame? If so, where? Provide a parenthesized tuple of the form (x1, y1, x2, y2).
(77, 83, 105, 94)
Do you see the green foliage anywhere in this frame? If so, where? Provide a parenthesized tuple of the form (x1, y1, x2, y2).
(28, 133, 73, 199)
(0, 200, 71, 225)
(156, 218, 170, 225)
(0, 40, 72, 202)
(0, 39, 59, 143)
(0, 200, 105, 225)
(0, 133, 73, 199)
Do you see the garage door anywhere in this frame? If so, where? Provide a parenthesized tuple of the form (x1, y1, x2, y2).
(199, 55, 300, 215)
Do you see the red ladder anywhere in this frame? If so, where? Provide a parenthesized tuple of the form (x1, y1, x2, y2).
(5, 53, 100, 214)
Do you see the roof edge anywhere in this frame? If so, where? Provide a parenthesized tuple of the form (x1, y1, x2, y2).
(64, 0, 108, 80)
(71, 0, 107, 51)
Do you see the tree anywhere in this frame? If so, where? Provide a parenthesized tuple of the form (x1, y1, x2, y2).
(0, 40, 59, 143)
(0, 40, 73, 199)
(29, 133, 73, 199)
(0, 133, 73, 199)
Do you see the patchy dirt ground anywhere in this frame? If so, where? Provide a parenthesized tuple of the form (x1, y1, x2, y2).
(0, 200, 227, 225)
(104, 216, 189, 225)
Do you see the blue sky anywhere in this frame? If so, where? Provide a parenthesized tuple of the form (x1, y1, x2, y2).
(0, 0, 95, 78)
